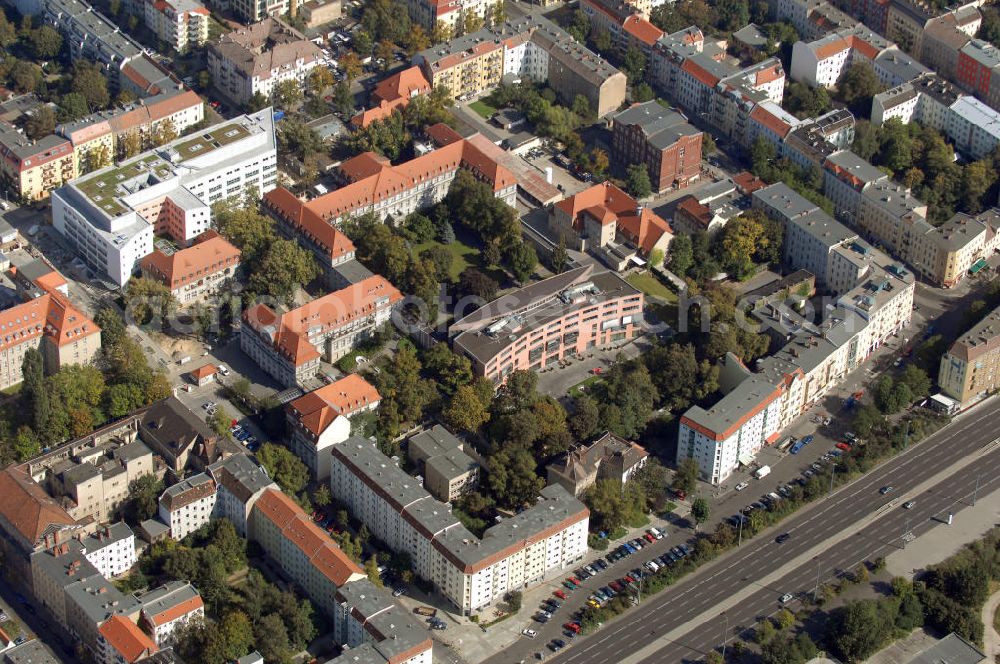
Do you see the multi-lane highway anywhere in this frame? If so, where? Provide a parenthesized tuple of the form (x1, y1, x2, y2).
(494, 398, 1000, 664)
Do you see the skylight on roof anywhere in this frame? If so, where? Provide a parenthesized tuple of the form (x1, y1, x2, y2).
(188, 143, 203, 152)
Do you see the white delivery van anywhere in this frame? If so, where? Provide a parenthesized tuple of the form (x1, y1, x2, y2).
(754, 465, 771, 479)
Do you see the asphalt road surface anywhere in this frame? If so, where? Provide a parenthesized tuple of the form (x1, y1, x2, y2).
(491, 399, 1000, 664)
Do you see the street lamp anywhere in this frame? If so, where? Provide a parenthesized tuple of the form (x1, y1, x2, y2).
(737, 514, 744, 548)
(812, 557, 822, 603)
(721, 612, 730, 661)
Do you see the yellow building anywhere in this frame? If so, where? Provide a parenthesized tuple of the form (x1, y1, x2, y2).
(939, 303, 1000, 405)
(0, 131, 76, 202)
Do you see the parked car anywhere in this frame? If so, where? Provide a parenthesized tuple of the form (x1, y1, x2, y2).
(553, 590, 567, 600)
(836, 442, 852, 451)
(735, 481, 750, 491)
(522, 629, 538, 638)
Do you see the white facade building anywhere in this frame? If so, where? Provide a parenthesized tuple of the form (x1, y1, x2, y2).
(81, 523, 137, 578)
(51, 109, 277, 286)
(330, 438, 589, 616)
(137, 581, 204, 647)
(157, 473, 216, 540)
(207, 453, 275, 538)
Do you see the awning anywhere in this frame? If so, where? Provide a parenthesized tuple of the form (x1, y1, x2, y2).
(738, 451, 755, 467)
(969, 258, 988, 274)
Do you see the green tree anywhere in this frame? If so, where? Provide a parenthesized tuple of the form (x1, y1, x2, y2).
(0, 10, 15, 47)
(207, 407, 233, 439)
(583, 479, 629, 532)
(487, 447, 544, 509)
(668, 234, 693, 277)
(443, 384, 492, 432)
(899, 364, 931, 399)
(24, 105, 55, 140)
(826, 599, 895, 662)
(13, 426, 40, 462)
(125, 474, 164, 525)
(836, 63, 882, 116)
(257, 443, 309, 495)
(9, 60, 40, 93)
(249, 239, 319, 301)
(218, 611, 255, 661)
(29, 25, 62, 59)
(626, 163, 652, 198)
(506, 241, 537, 282)
(272, 79, 302, 107)
(125, 276, 178, 326)
(21, 348, 50, 442)
(691, 497, 710, 529)
(339, 51, 363, 81)
(675, 457, 700, 493)
(254, 613, 291, 664)
(312, 484, 331, 508)
(365, 556, 383, 586)
(622, 47, 646, 83)
(72, 63, 111, 110)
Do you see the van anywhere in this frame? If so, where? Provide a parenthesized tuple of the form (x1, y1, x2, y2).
(177, 356, 191, 365)
(754, 465, 771, 479)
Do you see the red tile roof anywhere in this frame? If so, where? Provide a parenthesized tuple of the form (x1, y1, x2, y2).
(0, 467, 75, 545)
(749, 105, 792, 139)
(732, 172, 766, 194)
(557, 182, 672, 256)
(190, 364, 217, 380)
(265, 133, 515, 223)
(253, 488, 364, 586)
(622, 15, 664, 47)
(372, 66, 431, 107)
(243, 276, 402, 367)
(288, 374, 381, 438)
(680, 58, 721, 87)
(147, 594, 204, 626)
(98, 616, 158, 663)
(263, 188, 356, 262)
(139, 231, 241, 291)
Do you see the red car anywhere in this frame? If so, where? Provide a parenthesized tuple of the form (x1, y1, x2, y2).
(553, 590, 567, 600)
(623, 575, 636, 584)
(564, 622, 581, 633)
(566, 577, 579, 587)
(836, 442, 852, 451)
(609, 581, 624, 592)
(643, 533, 655, 543)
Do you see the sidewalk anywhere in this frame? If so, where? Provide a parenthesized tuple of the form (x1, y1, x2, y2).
(982, 589, 1000, 660)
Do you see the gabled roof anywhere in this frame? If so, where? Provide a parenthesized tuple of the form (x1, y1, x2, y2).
(264, 130, 515, 223)
(288, 374, 381, 438)
(371, 66, 431, 107)
(139, 231, 241, 290)
(243, 276, 402, 367)
(253, 489, 364, 586)
(263, 188, 356, 262)
(556, 181, 672, 255)
(750, 104, 793, 139)
(622, 15, 664, 46)
(98, 616, 158, 663)
(0, 466, 76, 546)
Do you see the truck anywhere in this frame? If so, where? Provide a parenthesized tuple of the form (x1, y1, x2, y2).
(413, 606, 437, 617)
(754, 465, 771, 479)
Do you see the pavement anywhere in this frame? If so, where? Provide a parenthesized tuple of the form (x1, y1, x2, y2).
(982, 587, 1000, 659)
(481, 396, 1000, 664)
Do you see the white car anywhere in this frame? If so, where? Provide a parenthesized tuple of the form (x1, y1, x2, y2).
(735, 481, 750, 491)
(522, 629, 538, 639)
(779, 593, 794, 603)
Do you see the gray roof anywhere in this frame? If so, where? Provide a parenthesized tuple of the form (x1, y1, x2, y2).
(959, 39, 1000, 68)
(912, 72, 960, 106)
(733, 23, 768, 48)
(30, 540, 99, 592)
(861, 180, 927, 221)
(330, 259, 374, 286)
(334, 578, 393, 619)
(909, 633, 987, 664)
(114, 440, 152, 463)
(138, 519, 170, 539)
(452, 268, 641, 364)
(426, 448, 478, 482)
(3, 640, 61, 664)
(81, 522, 134, 552)
(366, 605, 429, 661)
(400, 496, 460, 538)
(323, 643, 389, 664)
(788, 208, 857, 249)
(0, 131, 70, 162)
(137, 581, 202, 624)
(332, 440, 430, 513)
(613, 101, 700, 150)
(64, 571, 141, 625)
(140, 397, 216, 464)
(61, 463, 102, 485)
(824, 150, 886, 187)
(753, 182, 818, 221)
(11, 259, 57, 284)
(208, 453, 274, 504)
(875, 49, 930, 83)
(408, 425, 463, 461)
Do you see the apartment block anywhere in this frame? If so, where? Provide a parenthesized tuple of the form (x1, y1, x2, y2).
(822, 149, 889, 223)
(771, 0, 855, 41)
(451, 266, 644, 382)
(52, 109, 277, 286)
(229, 0, 289, 25)
(248, 489, 366, 617)
(80, 523, 137, 578)
(939, 303, 1000, 404)
(207, 453, 275, 538)
(97, 615, 157, 664)
(241, 276, 402, 388)
(208, 19, 322, 107)
(790, 26, 895, 88)
(672, 174, 765, 234)
(57, 89, 205, 175)
(0, 286, 102, 391)
(140, 231, 241, 306)
(610, 101, 702, 194)
(919, 5, 980, 81)
(407, 0, 499, 37)
(957, 38, 1000, 109)
(407, 426, 479, 503)
(579, 0, 663, 58)
(351, 67, 432, 128)
(286, 374, 381, 480)
(136, 581, 204, 647)
(143, 0, 209, 53)
(330, 437, 589, 615)
(157, 473, 216, 540)
(550, 182, 673, 270)
(680, 188, 914, 483)
(330, 580, 433, 664)
(546, 432, 648, 497)
(414, 15, 626, 117)
(42, 0, 144, 83)
(41, 438, 153, 524)
(0, 129, 76, 202)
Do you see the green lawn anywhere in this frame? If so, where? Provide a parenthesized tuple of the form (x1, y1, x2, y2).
(413, 239, 480, 282)
(469, 100, 497, 119)
(626, 271, 678, 304)
(568, 374, 603, 397)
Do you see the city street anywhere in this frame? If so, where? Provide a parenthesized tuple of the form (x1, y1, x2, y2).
(491, 398, 1000, 664)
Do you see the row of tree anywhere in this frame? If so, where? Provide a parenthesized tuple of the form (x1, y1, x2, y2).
(668, 209, 784, 281)
(853, 119, 1000, 223)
